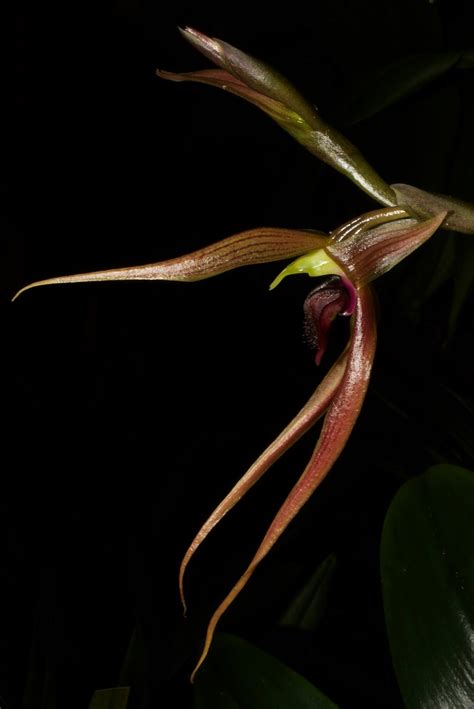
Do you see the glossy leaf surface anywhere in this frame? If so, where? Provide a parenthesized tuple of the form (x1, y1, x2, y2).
(381, 464, 474, 708)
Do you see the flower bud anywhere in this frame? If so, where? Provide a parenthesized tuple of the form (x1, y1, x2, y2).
(158, 28, 396, 206)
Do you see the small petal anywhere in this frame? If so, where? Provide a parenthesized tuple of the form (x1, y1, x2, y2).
(190, 286, 377, 681)
(179, 349, 348, 615)
(12, 228, 327, 301)
(393, 183, 474, 235)
(160, 28, 396, 207)
(327, 211, 447, 285)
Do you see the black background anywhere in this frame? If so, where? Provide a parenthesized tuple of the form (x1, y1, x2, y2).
(4, 1, 474, 707)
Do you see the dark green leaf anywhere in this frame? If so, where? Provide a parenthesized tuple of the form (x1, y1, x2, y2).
(279, 554, 336, 631)
(348, 52, 461, 124)
(88, 687, 130, 709)
(194, 632, 338, 709)
(381, 464, 474, 708)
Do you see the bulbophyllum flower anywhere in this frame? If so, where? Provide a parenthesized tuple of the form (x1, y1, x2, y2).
(13, 207, 446, 679)
(14, 25, 465, 681)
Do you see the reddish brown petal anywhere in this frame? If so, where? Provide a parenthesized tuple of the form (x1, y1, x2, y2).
(13, 228, 328, 300)
(179, 349, 348, 614)
(190, 286, 377, 681)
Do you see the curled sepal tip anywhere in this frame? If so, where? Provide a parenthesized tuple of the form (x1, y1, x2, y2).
(190, 286, 377, 681)
(12, 228, 328, 301)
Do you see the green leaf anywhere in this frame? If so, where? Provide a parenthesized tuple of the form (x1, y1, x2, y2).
(381, 464, 474, 708)
(88, 687, 130, 709)
(348, 52, 461, 124)
(279, 554, 336, 631)
(194, 632, 338, 709)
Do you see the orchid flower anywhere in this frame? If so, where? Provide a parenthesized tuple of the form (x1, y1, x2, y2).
(13, 27, 468, 681)
(13, 207, 446, 679)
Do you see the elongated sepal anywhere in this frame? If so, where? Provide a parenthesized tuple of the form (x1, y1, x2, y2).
(327, 212, 447, 285)
(179, 349, 348, 615)
(160, 28, 396, 206)
(12, 228, 327, 301)
(393, 183, 474, 234)
(190, 286, 377, 681)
